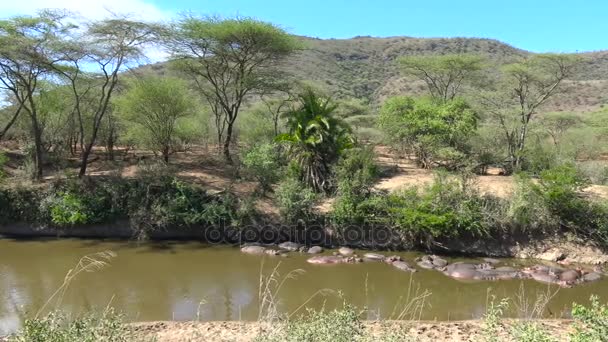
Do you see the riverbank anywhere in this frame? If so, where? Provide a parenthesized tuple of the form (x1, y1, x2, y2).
(129, 319, 574, 341)
(2, 223, 607, 266)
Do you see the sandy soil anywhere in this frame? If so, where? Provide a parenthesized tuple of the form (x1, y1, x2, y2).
(130, 319, 574, 341)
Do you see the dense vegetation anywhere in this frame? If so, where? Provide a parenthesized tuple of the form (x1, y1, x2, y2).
(0, 10, 607, 251)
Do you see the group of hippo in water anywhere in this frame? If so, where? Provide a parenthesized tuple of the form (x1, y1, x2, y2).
(240, 243, 604, 288)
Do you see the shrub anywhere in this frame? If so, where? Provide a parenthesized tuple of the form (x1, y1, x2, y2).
(275, 178, 316, 223)
(0, 151, 7, 182)
(511, 322, 554, 342)
(242, 143, 281, 194)
(507, 174, 560, 233)
(9, 310, 135, 342)
(49, 192, 89, 225)
(331, 147, 378, 224)
(577, 161, 608, 185)
(257, 305, 363, 342)
(571, 296, 608, 342)
(383, 173, 488, 242)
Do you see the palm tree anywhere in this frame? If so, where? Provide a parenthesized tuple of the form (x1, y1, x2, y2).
(276, 89, 354, 192)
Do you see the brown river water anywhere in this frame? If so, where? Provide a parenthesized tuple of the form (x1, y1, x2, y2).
(0, 238, 606, 335)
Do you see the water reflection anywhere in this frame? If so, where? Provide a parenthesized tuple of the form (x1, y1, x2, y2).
(0, 239, 604, 335)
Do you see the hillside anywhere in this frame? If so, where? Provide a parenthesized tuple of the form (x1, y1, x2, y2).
(144, 36, 608, 111)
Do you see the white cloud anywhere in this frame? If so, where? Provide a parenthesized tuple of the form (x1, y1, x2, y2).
(0, 0, 171, 22)
(1, 0, 173, 62)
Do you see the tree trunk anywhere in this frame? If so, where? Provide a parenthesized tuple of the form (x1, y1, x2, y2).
(32, 123, 44, 180)
(0, 105, 22, 142)
(78, 145, 92, 177)
(223, 122, 234, 164)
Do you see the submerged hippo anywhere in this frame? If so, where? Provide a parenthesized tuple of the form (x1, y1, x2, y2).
(307, 255, 362, 265)
(278, 242, 302, 252)
(307, 246, 324, 254)
(240, 245, 267, 255)
(391, 260, 416, 272)
(522, 265, 577, 287)
(338, 247, 355, 257)
(363, 253, 386, 262)
(416, 255, 448, 270)
(583, 272, 602, 282)
(442, 262, 522, 281)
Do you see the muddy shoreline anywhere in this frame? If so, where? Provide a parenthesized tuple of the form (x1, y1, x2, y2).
(128, 319, 574, 341)
(1, 221, 607, 265)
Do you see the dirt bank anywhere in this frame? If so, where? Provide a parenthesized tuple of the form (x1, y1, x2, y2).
(130, 319, 573, 341)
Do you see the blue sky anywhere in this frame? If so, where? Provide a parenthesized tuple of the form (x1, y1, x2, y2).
(151, 0, 607, 53)
(1, 0, 607, 52)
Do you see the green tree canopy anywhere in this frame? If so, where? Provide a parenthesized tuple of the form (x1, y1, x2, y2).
(398, 54, 486, 102)
(378, 97, 478, 169)
(166, 16, 300, 162)
(116, 77, 200, 163)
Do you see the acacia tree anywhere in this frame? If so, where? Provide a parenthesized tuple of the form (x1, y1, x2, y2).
(116, 77, 198, 163)
(166, 16, 299, 163)
(480, 54, 579, 172)
(399, 54, 486, 102)
(0, 11, 70, 179)
(0, 96, 22, 141)
(378, 96, 478, 169)
(51, 18, 159, 177)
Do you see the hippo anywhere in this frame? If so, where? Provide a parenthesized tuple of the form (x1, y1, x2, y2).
(583, 272, 602, 282)
(307, 256, 346, 264)
(391, 261, 416, 272)
(363, 253, 386, 262)
(241, 245, 267, 254)
(338, 247, 355, 257)
(559, 269, 581, 282)
(522, 265, 572, 287)
(444, 266, 484, 280)
(384, 255, 403, 263)
(278, 242, 301, 252)
(307, 246, 324, 254)
(264, 249, 286, 256)
(415, 255, 447, 270)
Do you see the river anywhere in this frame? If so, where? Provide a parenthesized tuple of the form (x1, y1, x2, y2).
(0, 238, 605, 335)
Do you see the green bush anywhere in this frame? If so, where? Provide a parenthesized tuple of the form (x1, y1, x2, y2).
(242, 143, 281, 194)
(49, 192, 89, 225)
(577, 161, 608, 185)
(257, 305, 363, 342)
(571, 296, 608, 342)
(0, 151, 7, 182)
(331, 147, 378, 224)
(354, 173, 491, 243)
(275, 177, 316, 223)
(9, 310, 135, 342)
(511, 322, 554, 342)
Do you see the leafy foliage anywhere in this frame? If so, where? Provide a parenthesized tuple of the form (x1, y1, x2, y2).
(571, 296, 608, 342)
(331, 147, 378, 224)
(9, 310, 136, 342)
(276, 88, 354, 192)
(275, 177, 317, 223)
(242, 143, 281, 194)
(378, 97, 477, 169)
(115, 76, 200, 162)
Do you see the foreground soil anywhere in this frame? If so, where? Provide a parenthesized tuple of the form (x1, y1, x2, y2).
(131, 319, 573, 341)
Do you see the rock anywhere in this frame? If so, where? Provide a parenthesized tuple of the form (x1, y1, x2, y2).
(537, 248, 566, 262)
(338, 247, 355, 257)
(240, 245, 266, 254)
(483, 258, 500, 265)
(431, 256, 448, 268)
(278, 242, 301, 252)
(307, 246, 324, 254)
(363, 253, 386, 261)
